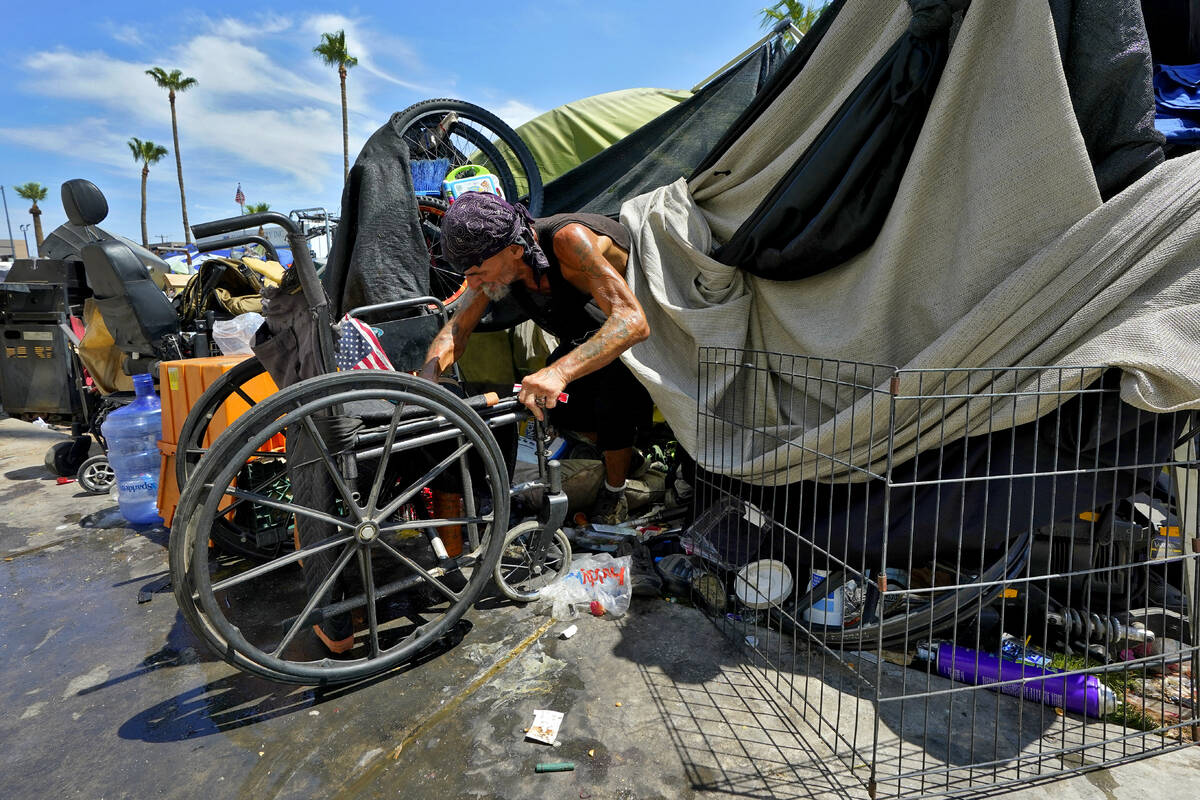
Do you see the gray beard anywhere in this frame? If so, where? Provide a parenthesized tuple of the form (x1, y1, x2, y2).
(481, 282, 511, 301)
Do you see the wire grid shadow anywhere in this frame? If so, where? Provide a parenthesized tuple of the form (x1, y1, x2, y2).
(690, 347, 1199, 799)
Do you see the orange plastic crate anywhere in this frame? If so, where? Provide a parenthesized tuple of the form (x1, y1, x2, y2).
(157, 356, 280, 526)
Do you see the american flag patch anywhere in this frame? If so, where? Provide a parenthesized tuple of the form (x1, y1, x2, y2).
(335, 315, 394, 371)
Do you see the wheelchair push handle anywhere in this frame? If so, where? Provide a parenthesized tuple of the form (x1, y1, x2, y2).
(191, 211, 335, 373)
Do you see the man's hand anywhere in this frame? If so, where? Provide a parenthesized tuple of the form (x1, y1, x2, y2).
(518, 364, 567, 421)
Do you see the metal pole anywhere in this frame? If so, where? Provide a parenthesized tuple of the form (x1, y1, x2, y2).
(0, 186, 14, 258)
(19, 224, 30, 258)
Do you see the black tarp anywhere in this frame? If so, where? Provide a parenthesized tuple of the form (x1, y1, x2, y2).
(539, 38, 786, 218)
(715, 0, 962, 279)
(705, 0, 1164, 281)
(700, 372, 1189, 571)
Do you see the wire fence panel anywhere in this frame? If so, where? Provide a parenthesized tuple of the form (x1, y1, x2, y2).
(692, 347, 1199, 799)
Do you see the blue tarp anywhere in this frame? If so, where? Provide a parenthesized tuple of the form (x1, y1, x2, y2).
(1153, 63, 1200, 142)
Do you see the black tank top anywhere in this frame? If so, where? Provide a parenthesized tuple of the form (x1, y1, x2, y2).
(510, 213, 631, 344)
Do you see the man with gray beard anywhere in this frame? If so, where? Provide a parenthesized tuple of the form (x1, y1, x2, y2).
(420, 191, 653, 524)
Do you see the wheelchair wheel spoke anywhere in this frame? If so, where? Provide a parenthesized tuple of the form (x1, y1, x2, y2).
(365, 400, 408, 515)
(271, 543, 357, 658)
(300, 414, 363, 521)
(211, 534, 354, 594)
(376, 439, 474, 523)
(357, 547, 382, 659)
(223, 486, 352, 530)
(375, 538, 463, 603)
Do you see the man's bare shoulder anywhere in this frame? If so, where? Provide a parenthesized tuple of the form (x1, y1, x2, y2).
(551, 222, 627, 278)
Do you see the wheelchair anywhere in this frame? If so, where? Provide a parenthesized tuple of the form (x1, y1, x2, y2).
(168, 205, 571, 685)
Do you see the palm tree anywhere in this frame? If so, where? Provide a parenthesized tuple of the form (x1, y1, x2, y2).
(128, 137, 169, 247)
(145, 67, 198, 245)
(14, 183, 47, 255)
(245, 202, 270, 241)
(313, 30, 358, 184)
(760, 1, 829, 47)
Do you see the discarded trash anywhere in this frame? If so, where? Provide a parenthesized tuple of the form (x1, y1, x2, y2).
(526, 709, 564, 745)
(589, 601, 605, 616)
(614, 701, 622, 707)
(559, 624, 578, 639)
(535, 761, 575, 773)
(541, 553, 632, 618)
(916, 641, 1118, 718)
(745, 635, 760, 648)
(33, 418, 48, 430)
(588, 749, 595, 758)
(55, 477, 74, 486)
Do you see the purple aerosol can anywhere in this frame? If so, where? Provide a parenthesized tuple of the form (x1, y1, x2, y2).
(915, 641, 1118, 718)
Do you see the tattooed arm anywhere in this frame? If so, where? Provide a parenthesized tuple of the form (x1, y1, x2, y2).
(519, 223, 649, 419)
(419, 287, 490, 381)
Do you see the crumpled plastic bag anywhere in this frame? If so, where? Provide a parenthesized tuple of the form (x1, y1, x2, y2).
(212, 312, 265, 355)
(540, 553, 632, 619)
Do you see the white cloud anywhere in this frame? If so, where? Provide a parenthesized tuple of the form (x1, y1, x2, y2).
(491, 100, 545, 129)
(106, 24, 143, 47)
(205, 14, 292, 41)
(0, 118, 135, 172)
(302, 13, 439, 94)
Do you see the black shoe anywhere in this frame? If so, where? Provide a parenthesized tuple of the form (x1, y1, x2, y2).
(591, 486, 629, 525)
(619, 541, 663, 597)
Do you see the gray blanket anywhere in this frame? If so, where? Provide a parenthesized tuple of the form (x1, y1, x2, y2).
(618, 0, 1200, 485)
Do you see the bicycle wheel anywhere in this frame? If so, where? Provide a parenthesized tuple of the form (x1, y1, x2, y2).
(395, 98, 543, 215)
(416, 196, 470, 315)
(494, 520, 572, 603)
(173, 370, 510, 684)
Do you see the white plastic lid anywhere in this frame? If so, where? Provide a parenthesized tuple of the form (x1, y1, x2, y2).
(734, 559, 794, 609)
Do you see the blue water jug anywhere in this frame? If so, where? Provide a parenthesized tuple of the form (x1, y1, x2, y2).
(100, 373, 163, 525)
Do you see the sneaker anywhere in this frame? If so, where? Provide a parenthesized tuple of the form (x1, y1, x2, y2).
(618, 541, 663, 597)
(591, 486, 629, 525)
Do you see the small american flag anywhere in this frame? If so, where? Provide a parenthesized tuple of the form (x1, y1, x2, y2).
(234, 183, 245, 206)
(335, 315, 394, 371)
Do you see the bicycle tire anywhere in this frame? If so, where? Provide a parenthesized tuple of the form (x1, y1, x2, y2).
(394, 98, 544, 215)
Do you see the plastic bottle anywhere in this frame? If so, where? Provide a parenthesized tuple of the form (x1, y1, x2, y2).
(802, 569, 846, 626)
(101, 373, 163, 525)
(915, 640, 1117, 718)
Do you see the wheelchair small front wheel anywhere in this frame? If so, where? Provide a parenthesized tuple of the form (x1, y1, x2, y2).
(494, 520, 572, 603)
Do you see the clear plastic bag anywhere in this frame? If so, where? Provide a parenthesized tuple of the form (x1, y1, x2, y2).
(540, 553, 632, 619)
(212, 312, 265, 355)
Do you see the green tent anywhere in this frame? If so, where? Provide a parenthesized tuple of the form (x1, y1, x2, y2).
(514, 87, 692, 186)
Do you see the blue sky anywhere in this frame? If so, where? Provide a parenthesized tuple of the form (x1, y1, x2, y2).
(0, 1, 770, 247)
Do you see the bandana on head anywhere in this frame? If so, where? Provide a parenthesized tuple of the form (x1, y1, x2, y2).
(440, 191, 549, 274)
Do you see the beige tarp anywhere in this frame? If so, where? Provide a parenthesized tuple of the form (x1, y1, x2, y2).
(618, 0, 1200, 485)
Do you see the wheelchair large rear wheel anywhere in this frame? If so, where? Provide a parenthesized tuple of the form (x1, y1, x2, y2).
(171, 371, 510, 684)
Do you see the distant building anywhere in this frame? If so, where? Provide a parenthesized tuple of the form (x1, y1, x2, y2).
(0, 240, 30, 260)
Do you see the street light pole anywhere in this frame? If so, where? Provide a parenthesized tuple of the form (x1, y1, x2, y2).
(19, 224, 30, 258)
(0, 185, 14, 258)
